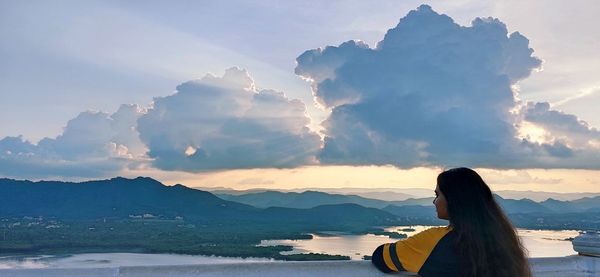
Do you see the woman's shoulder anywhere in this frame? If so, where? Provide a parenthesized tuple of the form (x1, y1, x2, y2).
(423, 226, 452, 232)
(380, 226, 454, 273)
(409, 226, 452, 240)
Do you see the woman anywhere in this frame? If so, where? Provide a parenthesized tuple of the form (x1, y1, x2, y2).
(371, 167, 530, 276)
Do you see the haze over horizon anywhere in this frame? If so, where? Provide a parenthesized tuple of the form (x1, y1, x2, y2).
(1, 1, 599, 193)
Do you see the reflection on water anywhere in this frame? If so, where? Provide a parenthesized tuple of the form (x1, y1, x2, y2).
(259, 226, 579, 260)
(0, 227, 580, 268)
(261, 233, 393, 260)
(518, 229, 579, 257)
(0, 253, 273, 269)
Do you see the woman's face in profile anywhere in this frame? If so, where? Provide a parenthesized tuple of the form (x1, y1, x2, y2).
(434, 184, 449, 220)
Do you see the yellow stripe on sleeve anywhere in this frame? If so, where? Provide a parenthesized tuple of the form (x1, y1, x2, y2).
(382, 243, 399, 271)
(393, 226, 452, 273)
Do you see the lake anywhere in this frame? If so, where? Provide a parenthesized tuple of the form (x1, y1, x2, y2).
(259, 226, 580, 260)
(0, 226, 580, 269)
(0, 253, 273, 269)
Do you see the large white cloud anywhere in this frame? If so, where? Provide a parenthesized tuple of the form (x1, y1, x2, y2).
(0, 104, 146, 178)
(137, 67, 321, 171)
(2, 5, 599, 178)
(295, 5, 600, 169)
(0, 68, 321, 177)
(512, 101, 600, 169)
(522, 102, 600, 148)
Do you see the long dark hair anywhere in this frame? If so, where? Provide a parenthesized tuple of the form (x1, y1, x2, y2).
(437, 167, 531, 277)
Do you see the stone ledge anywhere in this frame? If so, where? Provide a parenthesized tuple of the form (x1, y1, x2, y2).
(530, 255, 600, 277)
(1, 256, 599, 277)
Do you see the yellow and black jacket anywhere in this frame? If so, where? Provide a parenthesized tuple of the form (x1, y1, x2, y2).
(372, 226, 459, 276)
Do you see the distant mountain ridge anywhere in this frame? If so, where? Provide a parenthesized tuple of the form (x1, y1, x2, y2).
(202, 187, 422, 200)
(495, 190, 600, 202)
(216, 190, 397, 209)
(2, 177, 599, 230)
(216, 189, 600, 216)
(0, 177, 397, 229)
(199, 186, 600, 202)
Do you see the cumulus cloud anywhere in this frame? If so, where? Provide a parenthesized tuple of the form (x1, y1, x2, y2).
(3, 5, 599, 178)
(521, 102, 600, 147)
(0, 104, 147, 178)
(137, 67, 321, 171)
(513, 101, 600, 169)
(296, 4, 600, 169)
(0, 68, 321, 177)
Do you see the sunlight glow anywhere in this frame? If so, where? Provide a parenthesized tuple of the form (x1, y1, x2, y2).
(184, 146, 197, 157)
(517, 121, 551, 144)
(117, 165, 600, 193)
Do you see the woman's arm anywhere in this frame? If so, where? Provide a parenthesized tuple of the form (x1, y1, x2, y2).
(371, 244, 394, 273)
(371, 226, 451, 273)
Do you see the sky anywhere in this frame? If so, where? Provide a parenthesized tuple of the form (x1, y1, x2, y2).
(1, 0, 599, 193)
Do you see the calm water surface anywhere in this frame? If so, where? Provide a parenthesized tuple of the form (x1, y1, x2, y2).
(0, 253, 273, 269)
(259, 226, 580, 260)
(0, 227, 580, 268)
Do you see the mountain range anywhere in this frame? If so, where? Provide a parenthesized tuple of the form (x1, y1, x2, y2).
(200, 186, 600, 202)
(216, 190, 600, 214)
(2, 177, 599, 230)
(0, 177, 396, 229)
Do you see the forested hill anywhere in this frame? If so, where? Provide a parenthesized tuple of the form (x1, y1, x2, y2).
(0, 177, 254, 220)
(0, 177, 397, 228)
(2, 177, 599, 230)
